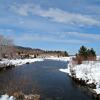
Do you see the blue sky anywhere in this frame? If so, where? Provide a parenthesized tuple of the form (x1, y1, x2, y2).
(0, 0, 100, 55)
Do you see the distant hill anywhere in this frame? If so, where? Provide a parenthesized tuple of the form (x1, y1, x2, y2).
(14, 45, 44, 54)
(0, 45, 69, 59)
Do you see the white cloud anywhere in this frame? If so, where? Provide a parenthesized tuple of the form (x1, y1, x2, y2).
(10, 4, 29, 16)
(11, 33, 89, 44)
(1, 28, 100, 44)
(10, 4, 100, 27)
(49, 31, 100, 42)
(64, 32, 100, 41)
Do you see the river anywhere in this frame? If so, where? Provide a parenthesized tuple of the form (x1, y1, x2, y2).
(0, 59, 94, 100)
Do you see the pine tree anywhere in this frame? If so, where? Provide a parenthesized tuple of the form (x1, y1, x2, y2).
(64, 51, 68, 56)
(79, 46, 88, 59)
(90, 48, 96, 57)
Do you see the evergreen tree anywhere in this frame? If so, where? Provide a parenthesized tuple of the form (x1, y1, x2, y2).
(64, 51, 68, 56)
(79, 46, 88, 59)
(89, 48, 96, 57)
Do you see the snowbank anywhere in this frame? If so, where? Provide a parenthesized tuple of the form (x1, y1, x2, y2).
(0, 58, 44, 67)
(0, 94, 15, 100)
(59, 61, 100, 94)
(45, 57, 71, 62)
(0, 57, 71, 68)
(59, 69, 70, 74)
(97, 56, 100, 61)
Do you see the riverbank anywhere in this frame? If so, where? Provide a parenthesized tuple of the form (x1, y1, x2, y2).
(0, 58, 44, 70)
(45, 57, 71, 62)
(0, 92, 40, 100)
(59, 60, 100, 99)
(0, 93, 40, 100)
(0, 94, 14, 100)
(0, 57, 70, 70)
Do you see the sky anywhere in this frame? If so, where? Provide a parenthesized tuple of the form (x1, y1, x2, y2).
(0, 0, 100, 55)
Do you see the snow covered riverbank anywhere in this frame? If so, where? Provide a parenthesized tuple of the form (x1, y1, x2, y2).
(0, 57, 70, 68)
(60, 61, 100, 95)
(0, 58, 44, 67)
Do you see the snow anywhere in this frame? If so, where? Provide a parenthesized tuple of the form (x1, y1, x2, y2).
(45, 57, 71, 62)
(0, 94, 15, 100)
(0, 58, 44, 67)
(59, 68, 70, 74)
(59, 60, 100, 94)
(72, 62, 100, 85)
(0, 57, 71, 68)
(93, 88, 100, 94)
(97, 56, 100, 60)
(0, 57, 71, 67)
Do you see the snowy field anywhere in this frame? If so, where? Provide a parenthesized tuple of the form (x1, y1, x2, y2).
(0, 58, 44, 67)
(97, 56, 100, 61)
(60, 60, 100, 94)
(45, 57, 71, 62)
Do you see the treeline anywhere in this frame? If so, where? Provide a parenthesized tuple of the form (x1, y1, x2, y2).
(44, 51, 68, 57)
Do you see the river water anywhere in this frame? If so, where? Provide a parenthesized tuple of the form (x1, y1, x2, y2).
(0, 60, 94, 100)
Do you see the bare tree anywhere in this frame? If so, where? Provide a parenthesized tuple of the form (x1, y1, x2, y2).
(0, 35, 14, 59)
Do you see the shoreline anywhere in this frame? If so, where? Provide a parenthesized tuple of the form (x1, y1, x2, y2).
(0, 57, 70, 70)
(0, 58, 44, 71)
(59, 61, 100, 100)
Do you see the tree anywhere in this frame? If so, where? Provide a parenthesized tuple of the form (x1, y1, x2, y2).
(0, 35, 14, 58)
(76, 46, 96, 64)
(78, 45, 88, 61)
(87, 48, 96, 60)
(64, 51, 69, 56)
(89, 48, 96, 57)
(79, 46, 88, 58)
(0, 35, 13, 46)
